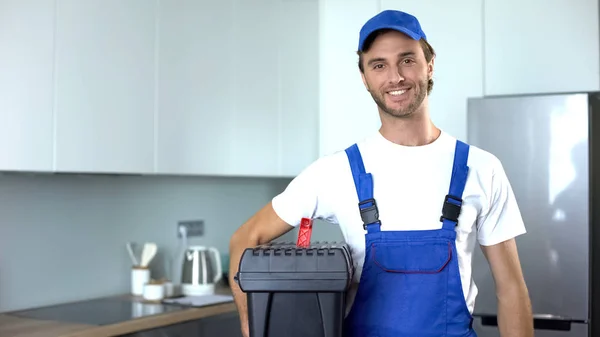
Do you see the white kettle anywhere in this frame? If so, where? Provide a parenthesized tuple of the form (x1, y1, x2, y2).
(181, 245, 222, 296)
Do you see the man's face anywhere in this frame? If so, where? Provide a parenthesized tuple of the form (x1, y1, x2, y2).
(360, 30, 434, 119)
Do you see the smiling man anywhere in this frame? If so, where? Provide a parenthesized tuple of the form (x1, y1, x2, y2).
(229, 9, 534, 337)
(358, 26, 434, 124)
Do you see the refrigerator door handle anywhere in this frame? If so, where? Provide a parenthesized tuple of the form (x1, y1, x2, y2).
(476, 314, 584, 331)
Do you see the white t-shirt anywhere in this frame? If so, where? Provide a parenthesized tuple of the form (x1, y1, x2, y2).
(271, 130, 526, 314)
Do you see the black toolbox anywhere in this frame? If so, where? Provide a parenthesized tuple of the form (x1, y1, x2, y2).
(235, 241, 354, 337)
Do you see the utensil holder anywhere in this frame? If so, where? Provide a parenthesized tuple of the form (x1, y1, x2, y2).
(131, 267, 150, 296)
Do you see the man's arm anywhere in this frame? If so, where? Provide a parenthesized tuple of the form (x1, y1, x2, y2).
(480, 238, 533, 337)
(228, 201, 295, 337)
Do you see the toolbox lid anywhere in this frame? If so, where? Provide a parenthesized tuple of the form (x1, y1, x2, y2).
(235, 241, 354, 292)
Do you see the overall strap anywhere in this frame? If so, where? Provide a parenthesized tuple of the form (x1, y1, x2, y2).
(441, 140, 470, 230)
(345, 144, 381, 233)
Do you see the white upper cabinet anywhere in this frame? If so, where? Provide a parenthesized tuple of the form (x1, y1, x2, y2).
(228, 0, 280, 177)
(156, 0, 235, 176)
(484, 0, 600, 96)
(380, 0, 484, 142)
(0, 0, 55, 172)
(230, 0, 320, 177)
(53, 0, 155, 174)
(156, 0, 319, 177)
(278, 0, 320, 177)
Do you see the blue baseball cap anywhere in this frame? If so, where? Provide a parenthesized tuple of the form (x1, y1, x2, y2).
(358, 10, 427, 51)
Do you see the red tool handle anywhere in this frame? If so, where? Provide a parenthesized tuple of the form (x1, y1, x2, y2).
(296, 217, 313, 248)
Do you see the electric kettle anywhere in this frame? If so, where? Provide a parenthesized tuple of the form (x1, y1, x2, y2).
(181, 245, 222, 296)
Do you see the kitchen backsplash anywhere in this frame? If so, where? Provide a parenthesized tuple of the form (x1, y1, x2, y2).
(0, 173, 343, 313)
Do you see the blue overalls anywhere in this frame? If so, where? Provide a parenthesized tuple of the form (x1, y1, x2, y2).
(343, 140, 477, 337)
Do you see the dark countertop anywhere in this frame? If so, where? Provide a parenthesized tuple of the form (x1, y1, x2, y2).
(0, 287, 237, 337)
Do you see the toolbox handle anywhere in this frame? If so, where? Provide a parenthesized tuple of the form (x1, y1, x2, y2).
(296, 217, 313, 248)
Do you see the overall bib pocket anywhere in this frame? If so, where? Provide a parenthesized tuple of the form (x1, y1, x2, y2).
(370, 240, 453, 336)
(372, 240, 452, 273)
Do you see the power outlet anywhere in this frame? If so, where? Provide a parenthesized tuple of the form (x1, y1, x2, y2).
(177, 220, 204, 237)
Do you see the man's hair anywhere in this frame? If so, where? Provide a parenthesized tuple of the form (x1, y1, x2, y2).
(357, 29, 436, 94)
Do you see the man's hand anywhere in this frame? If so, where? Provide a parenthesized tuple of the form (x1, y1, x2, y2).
(229, 202, 294, 337)
(481, 238, 533, 337)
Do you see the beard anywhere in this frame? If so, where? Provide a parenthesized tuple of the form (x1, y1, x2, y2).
(369, 78, 428, 118)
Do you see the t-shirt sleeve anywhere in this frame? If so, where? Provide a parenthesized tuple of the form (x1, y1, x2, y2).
(271, 156, 338, 227)
(476, 158, 527, 246)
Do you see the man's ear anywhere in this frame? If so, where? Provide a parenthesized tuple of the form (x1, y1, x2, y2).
(428, 56, 435, 79)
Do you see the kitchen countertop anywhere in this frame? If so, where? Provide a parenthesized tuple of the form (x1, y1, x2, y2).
(0, 287, 237, 337)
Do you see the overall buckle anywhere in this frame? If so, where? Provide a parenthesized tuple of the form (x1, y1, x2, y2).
(440, 194, 462, 223)
(359, 198, 380, 230)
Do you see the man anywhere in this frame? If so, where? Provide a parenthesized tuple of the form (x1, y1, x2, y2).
(229, 9, 534, 337)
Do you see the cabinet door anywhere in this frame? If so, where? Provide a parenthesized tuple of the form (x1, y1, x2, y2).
(380, 0, 484, 141)
(156, 0, 235, 175)
(157, 0, 319, 177)
(484, 0, 600, 95)
(54, 0, 155, 174)
(278, 0, 320, 177)
(229, 0, 279, 177)
(0, 0, 54, 172)
(318, 0, 381, 157)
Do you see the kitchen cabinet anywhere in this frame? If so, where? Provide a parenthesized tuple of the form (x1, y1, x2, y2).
(483, 0, 600, 96)
(53, 0, 155, 174)
(380, 0, 484, 142)
(1, 0, 316, 177)
(278, 0, 320, 177)
(0, 0, 55, 172)
(228, 0, 280, 177)
(156, 0, 319, 177)
(229, 0, 320, 177)
(156, 0, 235, 176)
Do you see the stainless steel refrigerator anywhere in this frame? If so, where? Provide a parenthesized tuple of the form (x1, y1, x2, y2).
(466, 92, 600, 337)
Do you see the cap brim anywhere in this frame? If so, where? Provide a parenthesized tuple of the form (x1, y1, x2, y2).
(359, 25, 423, 51)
